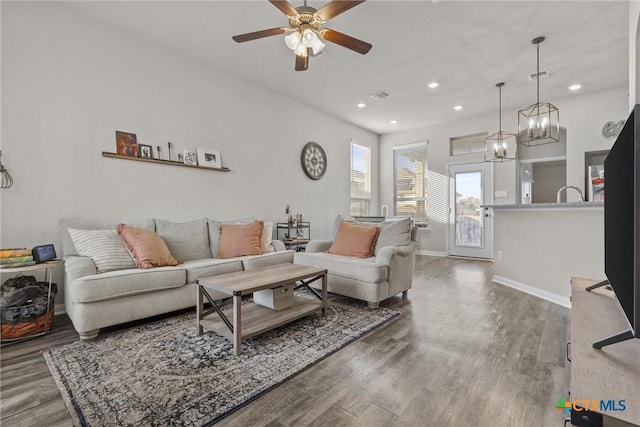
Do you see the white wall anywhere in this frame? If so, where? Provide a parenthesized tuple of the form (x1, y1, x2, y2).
(630, 0, 640, 108)
(0, 3, 379, 304)
(380, 87, 627, 254)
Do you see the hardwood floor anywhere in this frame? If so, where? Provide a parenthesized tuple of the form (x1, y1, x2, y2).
(1, 256, 571, 426)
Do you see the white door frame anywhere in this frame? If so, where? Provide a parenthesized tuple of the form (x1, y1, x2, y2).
(447, 161, 494, 259)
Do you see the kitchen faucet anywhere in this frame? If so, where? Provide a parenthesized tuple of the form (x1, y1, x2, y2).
(556, 185, 584, 203)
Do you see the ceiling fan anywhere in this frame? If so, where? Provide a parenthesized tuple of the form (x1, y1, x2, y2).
(232, 0, 372, 71)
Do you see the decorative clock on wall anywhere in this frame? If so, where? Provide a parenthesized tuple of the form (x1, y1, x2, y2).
(301, 142, 327, 180)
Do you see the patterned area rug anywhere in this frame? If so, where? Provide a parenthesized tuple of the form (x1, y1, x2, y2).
(44, 294, 399, 426)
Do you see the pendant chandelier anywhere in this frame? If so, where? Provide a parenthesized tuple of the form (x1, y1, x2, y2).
(518, 36, 560, 146)
(485, 83, 517, 162)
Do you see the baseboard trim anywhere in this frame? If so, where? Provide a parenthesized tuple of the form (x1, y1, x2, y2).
(492, 275, 571, 309)
(55, 303, 66, 315)
(417, 250, 447, 257)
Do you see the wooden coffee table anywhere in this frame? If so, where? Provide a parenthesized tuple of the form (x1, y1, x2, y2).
(196, 263, 327, 355)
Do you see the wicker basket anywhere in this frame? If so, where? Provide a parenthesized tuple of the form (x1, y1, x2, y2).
(1, 305, 54, 340)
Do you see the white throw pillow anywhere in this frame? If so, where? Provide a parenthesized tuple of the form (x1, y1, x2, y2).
(260, 221, 276, 254)
(68, 228, 135, 273)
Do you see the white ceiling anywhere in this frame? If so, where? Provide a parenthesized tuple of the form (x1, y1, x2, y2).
(66, 0, 629, 135)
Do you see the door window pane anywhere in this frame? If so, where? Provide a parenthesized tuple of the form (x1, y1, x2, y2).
(455, 171, 483, 247)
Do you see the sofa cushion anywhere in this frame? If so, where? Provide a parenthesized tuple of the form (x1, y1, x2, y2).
(117, 224, 182, 269)
(328, 221, 380, 258)
(181, 258, 244, 284)
(207, 217, 256, 258)
(374, 217, 413, 254)
(294, 252, 388, 283)
(155, 218, 212, 261)
(218, 221, 263, 258)
(58, 218, 155, 257)
(68, 266, 186, 303)
(260, 221, 276, 254)
(68, 228, 135, 274)
(242, 250, 295, 271)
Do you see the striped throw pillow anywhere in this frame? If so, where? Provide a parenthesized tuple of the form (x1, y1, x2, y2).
(68, 228, 136, 273)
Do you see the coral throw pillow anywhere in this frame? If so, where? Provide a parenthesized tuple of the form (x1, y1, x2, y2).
(328, 220, 380, 258)
(116, 224, 181, 269)
(218, 221, 264, 259)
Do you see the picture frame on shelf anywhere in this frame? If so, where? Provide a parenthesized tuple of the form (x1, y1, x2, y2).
(183, 149, 197, 166)
(115, 131, 138, 157)
(197, 148, 221, 168)
(138, 144, 152, 159)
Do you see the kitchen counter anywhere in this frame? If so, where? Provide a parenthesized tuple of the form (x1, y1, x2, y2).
(484, 201, 603, 211)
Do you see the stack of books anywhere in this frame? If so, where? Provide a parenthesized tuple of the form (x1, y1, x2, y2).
(0, 248, 36, 269)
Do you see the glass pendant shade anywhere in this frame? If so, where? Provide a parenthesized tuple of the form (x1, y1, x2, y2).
(518, 36, 559, 146)
(485, 83, 517, 162)
(285, 28, 325, 56)
(284, 31, 301, 51)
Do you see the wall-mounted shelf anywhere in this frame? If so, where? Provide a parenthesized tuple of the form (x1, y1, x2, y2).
(101, 152, 231, 172)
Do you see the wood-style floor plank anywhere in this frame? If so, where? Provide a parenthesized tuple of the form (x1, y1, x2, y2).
(1, 256, 571, 426)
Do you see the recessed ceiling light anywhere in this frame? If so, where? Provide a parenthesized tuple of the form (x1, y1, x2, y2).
(390, 120, 398, 124)
(427, 81, 439, 89)
(357, 103, 366, 108)
(454, 105, 463, 111)
(568, 84, 582, 91)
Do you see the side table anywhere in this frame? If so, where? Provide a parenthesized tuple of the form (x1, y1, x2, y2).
(0, 259, 64, 343)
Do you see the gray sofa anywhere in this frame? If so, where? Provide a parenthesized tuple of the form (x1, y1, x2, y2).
(294, 217, 417, 309)
(58, 218, 293, 340)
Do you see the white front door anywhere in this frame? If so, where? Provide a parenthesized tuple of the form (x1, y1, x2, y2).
(447, 162, 494, 259)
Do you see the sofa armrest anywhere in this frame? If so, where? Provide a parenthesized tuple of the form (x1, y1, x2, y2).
(64, 256, 97, 283)
(306, 240, 333, 253)
(271, 240, 286, 252)
(376, 242, 417, 297)
(375, 243, 415, 266)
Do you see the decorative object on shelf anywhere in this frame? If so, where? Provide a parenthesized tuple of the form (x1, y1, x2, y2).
(0, 151, 13, 189)
(197, 148, 222, 168)
(183, 149, 197, 166)
(602, 120, 626, 138)
(485, 82, 517, 163)
(231, 0, 372, 72)
(101, 152, 231, 172)
(517, 36, 560, 146)
(167, 142, 174, 161)
(156, 146, 162, 160)
(178, 154, 183, 163)
(301, 142, 327, 180)
(138, 144, 152, 159)
(115, 131, 138, 157)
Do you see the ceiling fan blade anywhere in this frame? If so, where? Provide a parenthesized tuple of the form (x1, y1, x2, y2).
(319, 29, 372, 54)
(232, 27, 287, 43)
(295, 52, 309, 71)
(316, 0, 366, 21)
(269, 0, 298, 17)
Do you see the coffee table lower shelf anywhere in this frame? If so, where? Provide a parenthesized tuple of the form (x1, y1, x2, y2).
(199, 296, 323, 341)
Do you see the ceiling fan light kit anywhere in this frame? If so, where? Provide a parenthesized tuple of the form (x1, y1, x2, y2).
(518, 36, 560, 146)
(232, 0, 372, 71)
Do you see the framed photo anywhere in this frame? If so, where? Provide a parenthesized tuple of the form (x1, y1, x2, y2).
(183, 149, 197, 166)
(138, 144, 152, 159)
(115, 131, 138, 157)
(197, 148, 222, 168)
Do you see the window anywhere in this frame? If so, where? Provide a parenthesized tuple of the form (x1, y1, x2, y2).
(450, 132, 487, 156)
(350, 142, 371, 216)
(394, 142, 428, 225)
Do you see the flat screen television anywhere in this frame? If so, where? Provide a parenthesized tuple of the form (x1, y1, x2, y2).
(593, 103, 640, 349)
